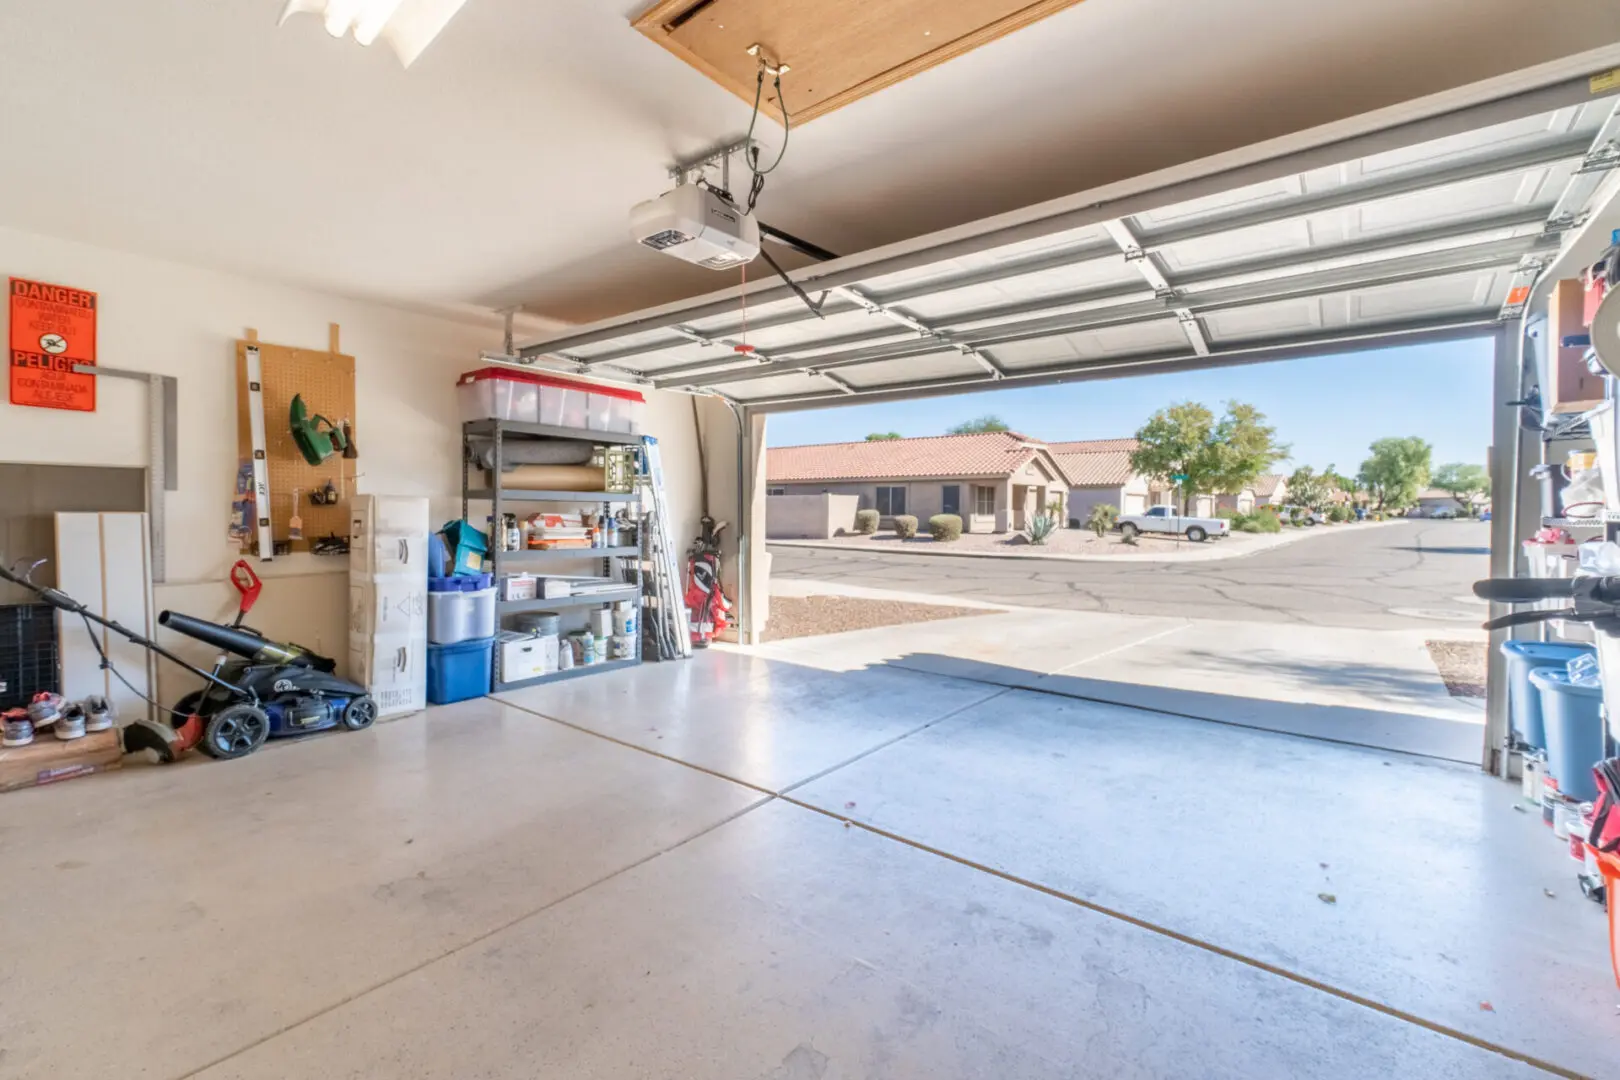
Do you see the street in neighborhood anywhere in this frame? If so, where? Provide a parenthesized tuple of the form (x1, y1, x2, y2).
(770, 519, 1490, 632)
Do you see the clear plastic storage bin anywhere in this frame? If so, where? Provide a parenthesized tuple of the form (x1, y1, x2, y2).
(534, 374, 591, 429)
(457, 368, 539, 424)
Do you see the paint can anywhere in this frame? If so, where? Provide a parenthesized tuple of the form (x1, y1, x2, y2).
(515, 611, 560, 637)
(613, 600, 636, 638)
(610, 634, 636, 660)
(588, 607, 613, 639)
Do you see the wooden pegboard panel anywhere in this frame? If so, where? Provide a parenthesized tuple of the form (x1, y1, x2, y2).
(234, 326, 358, 554)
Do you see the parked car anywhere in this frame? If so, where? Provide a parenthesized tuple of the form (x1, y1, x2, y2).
(1117, 505, 1230, 542)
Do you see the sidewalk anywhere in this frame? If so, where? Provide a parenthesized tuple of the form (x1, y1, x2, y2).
(768, 518, 1403, 564)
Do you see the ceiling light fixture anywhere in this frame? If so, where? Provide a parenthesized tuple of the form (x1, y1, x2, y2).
(278, 0, 470, 68)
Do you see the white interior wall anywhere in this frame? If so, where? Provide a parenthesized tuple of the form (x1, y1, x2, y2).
(0, 225, 710, 702)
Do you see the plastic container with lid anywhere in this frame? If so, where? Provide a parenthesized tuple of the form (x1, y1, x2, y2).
(1529, 666, 1606, 801)
(1499, 640, 1593, 749)
(457, 367, 539, 424)
(588, 383, 647, 434)
(427, 587, 497, 644)
(426, 636, 494, 704)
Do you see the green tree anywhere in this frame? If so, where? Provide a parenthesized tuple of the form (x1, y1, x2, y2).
(1431, 462, 1489, 512)
(1129, 400, 1288, 509)
(1358, 437, 1432, 510)
(865, 432, 902, 441)
(947, 414, 1009, 434)
(1285, 466, 1335, 512)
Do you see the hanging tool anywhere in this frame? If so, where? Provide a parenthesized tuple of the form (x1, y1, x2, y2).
(289, 394, 349, 466)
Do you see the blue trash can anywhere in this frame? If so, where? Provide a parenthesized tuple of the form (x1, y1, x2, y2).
(426, 636, 494, 705)
(1499, 641, 1593, 749)
(1528, 667, 1606, 802)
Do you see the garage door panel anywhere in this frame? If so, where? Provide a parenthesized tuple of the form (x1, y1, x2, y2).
(989, 318, 1187, 368)
(1202, 298, 1328, 343)
(899, 258, 1141, 319)
(1347, 271, 1499, 323)
(835, 352, 985, 388)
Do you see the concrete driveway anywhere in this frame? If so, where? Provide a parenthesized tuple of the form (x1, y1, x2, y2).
(765, 520, 1489, 761)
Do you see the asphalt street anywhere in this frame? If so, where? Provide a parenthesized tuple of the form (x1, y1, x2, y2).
(769, 519, 1491, 631)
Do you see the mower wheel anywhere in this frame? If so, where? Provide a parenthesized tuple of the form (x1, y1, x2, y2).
(342, 695, 379, 731)
(200, 704, 270, 760)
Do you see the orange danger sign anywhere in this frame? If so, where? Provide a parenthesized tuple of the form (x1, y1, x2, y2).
(9, 277, 98, 412)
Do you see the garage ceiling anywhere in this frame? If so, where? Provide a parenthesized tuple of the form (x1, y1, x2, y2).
(519, 84, 1620, 409)
(0, 1, 1617, 327)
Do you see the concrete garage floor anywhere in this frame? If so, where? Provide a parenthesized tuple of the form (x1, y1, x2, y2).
(0, 651, 1613, 1079)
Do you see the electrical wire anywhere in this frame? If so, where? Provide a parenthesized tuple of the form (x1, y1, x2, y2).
(743, 68, 792, 213)
(76, 610, 193, 719)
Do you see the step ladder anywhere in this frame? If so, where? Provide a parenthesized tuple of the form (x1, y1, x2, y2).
(640, 437, 691, 660)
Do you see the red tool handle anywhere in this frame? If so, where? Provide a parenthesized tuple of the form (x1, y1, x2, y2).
(229, 560, 263, 621)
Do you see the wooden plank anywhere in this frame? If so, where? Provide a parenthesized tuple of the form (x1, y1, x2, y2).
(0, 729, 121, 794)
(632, 0, 1087, 123)
(99, 513, 155, 722)
(54, 512, 105, 702)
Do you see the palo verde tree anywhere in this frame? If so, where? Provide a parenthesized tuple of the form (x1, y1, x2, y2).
(1129, 400, 1288, 510)
(1431, 462, 1489, 511)
(947, 415, 1010, 434)
(1357, 436, 1432, 510)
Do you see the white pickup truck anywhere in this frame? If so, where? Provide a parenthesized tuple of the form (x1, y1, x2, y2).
(1117, 505, 1230, 542)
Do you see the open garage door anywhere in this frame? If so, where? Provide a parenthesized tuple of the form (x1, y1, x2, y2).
(515, 64, 1620, 765)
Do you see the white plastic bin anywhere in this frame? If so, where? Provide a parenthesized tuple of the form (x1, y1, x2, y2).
(457, 368, 539, 424)
(585, 387, 614, 431)
(598, 384, 647, 434)
(428, 587, 498, 644)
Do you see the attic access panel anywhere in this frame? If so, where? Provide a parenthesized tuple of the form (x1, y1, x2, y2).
(632, 0, 1085, 123)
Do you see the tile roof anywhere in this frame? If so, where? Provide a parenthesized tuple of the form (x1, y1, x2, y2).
(1053, 446, 1139, 486)
(1047, 438, 1140, 454)
(767, 431, 1063, 483)
(1251, 474, 1286, 497)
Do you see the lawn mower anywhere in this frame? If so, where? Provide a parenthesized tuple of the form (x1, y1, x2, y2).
(0, 558, 376, 762)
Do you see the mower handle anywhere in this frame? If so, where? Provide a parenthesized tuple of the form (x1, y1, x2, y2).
(1473, 577, 1613, 603)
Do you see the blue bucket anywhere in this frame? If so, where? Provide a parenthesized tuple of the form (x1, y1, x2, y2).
(426, 636, 494, 705)
(1528, 667, 1606, 802)
(1499, 641, 1593, 749)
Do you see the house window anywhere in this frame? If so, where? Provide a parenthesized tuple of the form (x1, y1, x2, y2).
(767, 487, 785, 496)
(875, 486, 906, 516)
(973, 485, 996, 517)
(941, 485, 961, 515)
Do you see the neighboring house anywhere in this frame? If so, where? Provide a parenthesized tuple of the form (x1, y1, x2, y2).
(1416, 487, 1487, 516)
(1251, 474, 1289, 507)
(766, 432, 1074, 535)
(1215, 486, 1257, 513)
(1048, 439, 1151, 525)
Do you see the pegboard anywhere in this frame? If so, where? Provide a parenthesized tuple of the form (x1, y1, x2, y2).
(234, 326, 359, 555)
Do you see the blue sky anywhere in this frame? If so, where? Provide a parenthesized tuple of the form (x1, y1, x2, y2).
(764, 338, 1494, 472)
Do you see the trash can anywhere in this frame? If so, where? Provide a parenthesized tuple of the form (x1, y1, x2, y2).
(1528, 667, 1606, 802)
(1500, 641, 1593, 749)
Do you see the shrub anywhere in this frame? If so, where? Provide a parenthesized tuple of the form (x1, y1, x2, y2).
(854, 508, 879, 534)
(1215, 507, 1236, 520)
(1085, 504, 1119, 538)
(1328, 505, 1352, 523)
(892, 514, 918, 539)
(1231, 509, 1282, 534)
(928, 514, 963, 542)
(1027, 512, 1058, 546)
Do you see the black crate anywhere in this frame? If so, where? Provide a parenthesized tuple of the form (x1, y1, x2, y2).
(0, 604, 60, 710)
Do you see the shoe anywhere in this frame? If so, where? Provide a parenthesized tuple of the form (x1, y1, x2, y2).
(54, 704, 86, 741)
(83, 696, 114, 733)
(1, 709, 33, 747)
(27, 692, 62, 728)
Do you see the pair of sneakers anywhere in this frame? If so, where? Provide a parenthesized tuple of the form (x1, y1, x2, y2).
(2, 707, 32, 747)
(17, 694, 114, 743)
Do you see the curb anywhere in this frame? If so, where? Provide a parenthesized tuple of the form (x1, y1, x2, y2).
(766, 518, 1410, 565)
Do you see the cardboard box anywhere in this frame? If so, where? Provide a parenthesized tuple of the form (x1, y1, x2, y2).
(0, 729, 122, 794)
(1547, 278, 1605, 414)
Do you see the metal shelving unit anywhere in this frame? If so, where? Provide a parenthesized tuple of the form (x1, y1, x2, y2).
(461, 419, 643, 692)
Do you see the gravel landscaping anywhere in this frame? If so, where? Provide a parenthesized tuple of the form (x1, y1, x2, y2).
(762, 594, 999, 642)
(1425, 640, 1487, 699)
(773, 522, 1383, 560)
